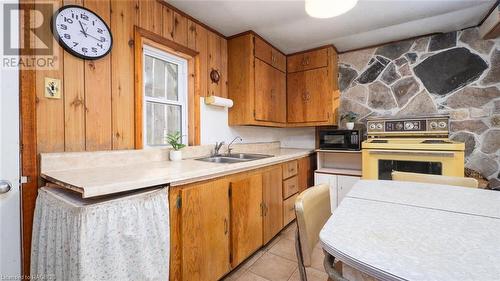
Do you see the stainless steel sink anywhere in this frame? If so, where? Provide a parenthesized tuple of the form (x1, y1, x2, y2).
(196, 153, 273, 164)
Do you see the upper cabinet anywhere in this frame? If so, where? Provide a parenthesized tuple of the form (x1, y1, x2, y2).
(228, 32, 287, 127)
(254, 37, 286, 72)
(287, 46, 339, 126)
(228, 32, 339, 128)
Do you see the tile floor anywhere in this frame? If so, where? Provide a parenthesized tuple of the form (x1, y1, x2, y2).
(222, 222, 329, 281)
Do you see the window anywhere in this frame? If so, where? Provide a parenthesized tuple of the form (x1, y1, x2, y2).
(143, 45, 188, 147)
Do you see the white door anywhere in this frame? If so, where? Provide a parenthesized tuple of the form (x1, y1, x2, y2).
(337, 175, 360, 205)
(314, 172, 337, 212)
(0, 0, 21, 277)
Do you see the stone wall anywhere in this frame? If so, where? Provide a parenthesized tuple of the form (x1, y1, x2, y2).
(338, 27, 500, 187)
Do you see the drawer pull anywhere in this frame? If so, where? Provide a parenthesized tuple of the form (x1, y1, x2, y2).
(224, 218, 228, 235)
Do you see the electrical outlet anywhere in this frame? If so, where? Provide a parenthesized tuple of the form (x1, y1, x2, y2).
(44, 77, 61, 99)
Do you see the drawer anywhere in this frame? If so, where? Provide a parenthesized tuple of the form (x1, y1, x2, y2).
(283, 176, 299, 199)
(283, 160, 298, 179)
(283, 194, 298, 225)
(287, 48, 328, 73)
(254, 36, 286, 72)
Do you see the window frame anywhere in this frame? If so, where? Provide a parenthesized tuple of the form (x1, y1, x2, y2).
(142, 45, 189, 147)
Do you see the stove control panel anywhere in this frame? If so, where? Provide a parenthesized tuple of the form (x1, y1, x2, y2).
(367, 116, 449, 136)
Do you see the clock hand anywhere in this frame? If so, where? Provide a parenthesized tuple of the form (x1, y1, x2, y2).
(85, 32, 105, 43)
(78, 20, 87, 37)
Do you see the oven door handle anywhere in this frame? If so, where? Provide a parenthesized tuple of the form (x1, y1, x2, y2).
(368, 150, 456, 158)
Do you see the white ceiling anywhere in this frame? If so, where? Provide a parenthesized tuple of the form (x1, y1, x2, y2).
(166, 0, 497, 53)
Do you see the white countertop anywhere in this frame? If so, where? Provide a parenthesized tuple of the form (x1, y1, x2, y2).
(320, 180, 500, 281)
(41, 147, 313, 198)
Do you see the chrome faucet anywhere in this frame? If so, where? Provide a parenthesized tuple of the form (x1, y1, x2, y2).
(213, 142, 224, 156)
(226, 136, 243, 156)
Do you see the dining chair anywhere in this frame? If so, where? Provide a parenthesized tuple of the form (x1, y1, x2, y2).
(294, 184, 347, 281)
(391, 171, 479, 188)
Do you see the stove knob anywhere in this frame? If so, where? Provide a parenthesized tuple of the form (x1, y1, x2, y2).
(430, 121, 438, 129)
(405, 122, 414, 130)
(376, 123, 383, 130)
(395, 123, 403, 130)
(439, 121, 447, 129)
(369, 123, 376, 130)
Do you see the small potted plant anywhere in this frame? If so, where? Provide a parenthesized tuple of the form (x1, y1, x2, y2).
(341, 111, 358, 130)
(166, 131, 186, 161)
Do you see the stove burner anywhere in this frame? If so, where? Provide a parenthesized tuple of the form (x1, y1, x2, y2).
(421, 140, 452, 144)
(370, 140, 388, 143)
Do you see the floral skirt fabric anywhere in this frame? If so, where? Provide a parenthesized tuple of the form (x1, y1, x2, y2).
(31, 186, 170, 281)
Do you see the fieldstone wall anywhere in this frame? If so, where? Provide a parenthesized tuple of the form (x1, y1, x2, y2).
(338, 27, 500, 187)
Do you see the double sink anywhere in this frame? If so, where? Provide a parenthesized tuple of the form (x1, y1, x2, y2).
(196, 153, 273, 164)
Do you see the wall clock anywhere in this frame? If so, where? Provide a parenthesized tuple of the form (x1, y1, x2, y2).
(51, 5, 113, 60)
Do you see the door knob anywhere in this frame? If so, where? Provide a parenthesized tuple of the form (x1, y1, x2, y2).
(0, 180, 12, 194)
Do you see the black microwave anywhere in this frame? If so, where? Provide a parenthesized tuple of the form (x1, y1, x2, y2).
(317, 128, 363, 150)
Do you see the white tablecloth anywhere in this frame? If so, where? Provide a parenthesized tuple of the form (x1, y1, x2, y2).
(31, 186, 170, 281)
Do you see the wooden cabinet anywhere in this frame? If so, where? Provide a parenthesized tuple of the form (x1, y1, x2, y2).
(283, 176, 299, 199)
(169, 156, 314, 280)
(262, 166, 283, 244)
(180, 179, 231, 281)
(298, 155, 316, 193)
(287, 48, 328, 73)
(254, 36, 286, 72)
(287, 68, 330, 123)
(255, 59, 286, 123)
(229, 173, 263, 267)
(228, 32, 287, 127)
(282, 160, 298, 179)
(283, 194, 298, 225)
(287, 46, 339, 126)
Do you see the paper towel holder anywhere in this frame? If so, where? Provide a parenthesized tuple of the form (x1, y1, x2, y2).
(204, 95, 234, 108)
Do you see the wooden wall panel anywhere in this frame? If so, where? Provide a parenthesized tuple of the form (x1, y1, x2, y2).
(63, 0, 85, 151)
(35, 0, 65, 153)
(187, 20, 196, 50)
(172, 12, 188, 46)
(220, 37, 228, 98)
(110, 0, 138, 149)
(208, 31, 221, 97)
(84, 0, 112, 150)
(139, 0, 162, 35)
(195, 24, 208, 97)
(161, 4, 174, 41)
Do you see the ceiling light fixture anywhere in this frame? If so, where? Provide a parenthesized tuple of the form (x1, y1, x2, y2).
(305, 0, 358, 19)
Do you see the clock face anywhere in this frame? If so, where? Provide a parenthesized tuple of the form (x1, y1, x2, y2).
(52, 5, 113, 60)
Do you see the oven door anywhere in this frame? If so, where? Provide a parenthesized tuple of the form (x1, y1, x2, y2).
(362, 149, 464, 180)
(319, 131, 359, 150)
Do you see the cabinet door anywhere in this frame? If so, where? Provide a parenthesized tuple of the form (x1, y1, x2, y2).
(298, 156, 315, 193)
(255, 59, 286, 123)
(287, 48, 328, 73)
(337, 175, 360, 205)
(314, 172, 337, 212)
(230, 173, 263, 267)
(287, 68, 329, 123)
(262, 166, 283, 244)
(181, 179, 230, 281)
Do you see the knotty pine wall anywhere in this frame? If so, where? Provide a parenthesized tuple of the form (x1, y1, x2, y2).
(35, 0, 227, 153)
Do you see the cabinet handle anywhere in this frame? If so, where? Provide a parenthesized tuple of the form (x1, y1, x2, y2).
(270, 89, 275, 99)
(302, 57, 310, 66)
(224, 218, 228, 235)
(302, 92, 311, 102)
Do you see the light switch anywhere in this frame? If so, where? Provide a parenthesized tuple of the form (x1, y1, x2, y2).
(44, 77, 61, 99)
